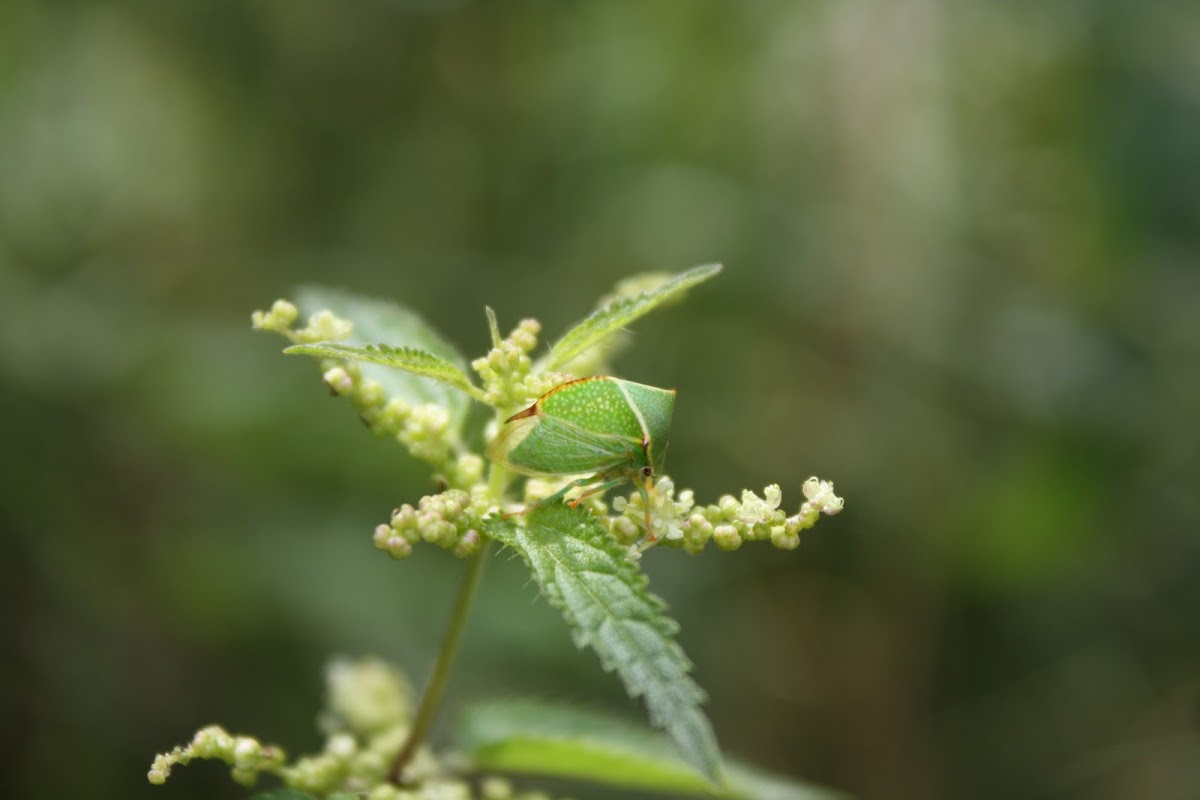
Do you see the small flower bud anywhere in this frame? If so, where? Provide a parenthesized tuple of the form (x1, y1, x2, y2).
(324, 657, 411, 737)
(511, 328, 538, 353)
(450, 453, 484, 488)
(147, 751, 179, 784)
(358, 379, 386, 409)
(191, 725, 230, 756)
(610, 516, 640, 545)
(307, 310, 353, 341)
(233, 737, 260, 764)
(324, 367, 354, 395)
(454, 530, 481, 557)
(770, 525, 800, 550)
(713, 524, 742, 551)
(326, 733, 356, 758)
(481, 775, 515, 799)
(251, 299, 299, 332)
(717, 494, 739, 518)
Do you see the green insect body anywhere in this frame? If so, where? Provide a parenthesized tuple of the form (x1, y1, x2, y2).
(487, 376, 676, 540)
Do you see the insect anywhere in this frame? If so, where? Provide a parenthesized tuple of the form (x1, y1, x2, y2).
(486, 376, 676, 541)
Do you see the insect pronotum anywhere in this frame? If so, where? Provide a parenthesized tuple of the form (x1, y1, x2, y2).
(486, 376, 676, 541)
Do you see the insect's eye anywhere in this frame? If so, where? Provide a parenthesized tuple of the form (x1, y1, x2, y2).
(641, 466, 653, 477)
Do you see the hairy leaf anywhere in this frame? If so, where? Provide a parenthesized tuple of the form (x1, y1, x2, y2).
(544, 263, 722, 371)
(292, 287, 475, 428)
(484, 504, 723, 783)
(284, 341, 480, 400)
(458, 699, 848, 800)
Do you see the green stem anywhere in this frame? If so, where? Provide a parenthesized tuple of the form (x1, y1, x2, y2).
(388, 539, 491, 785)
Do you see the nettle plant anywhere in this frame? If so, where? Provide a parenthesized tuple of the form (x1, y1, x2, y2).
(149, 265, 845, 800)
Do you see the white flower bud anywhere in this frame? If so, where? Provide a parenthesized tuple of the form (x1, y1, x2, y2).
(326, 733, 356, 758)
(323, 367, 353, 394)
(232, 737, 259, 764)
(307, 310, 353, 341)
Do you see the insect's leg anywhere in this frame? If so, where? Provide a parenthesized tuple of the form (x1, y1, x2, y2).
(536, 475, 600, 507)
(565, 477, 627, 508)
(502, 474, 601, 519)
(634, 476, 656, 543)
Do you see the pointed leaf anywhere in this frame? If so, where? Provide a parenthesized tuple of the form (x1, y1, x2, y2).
(544, 264, 722, 371)
(458, 699, 848, 800)
(484, 504, 723, 783)
(284, 342, 481, 400)
(292, 287, 474, 429)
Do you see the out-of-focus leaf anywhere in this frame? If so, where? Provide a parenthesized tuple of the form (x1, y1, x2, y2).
(458, 698, 847, 800)
(293, 287, 474, 430)
(248, 793, 356, 800)
(484, 504, 723, 783)
(284, 341, 481, 400)
(543, 264, 722, 371)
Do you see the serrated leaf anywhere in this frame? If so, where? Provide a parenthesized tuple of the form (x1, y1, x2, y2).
(458, 699, 848, 800)
(284, 341, 481, 400)
(544, 263, 721, 371)
(484, 504, 723, 783)
(292, 287, 474, 430)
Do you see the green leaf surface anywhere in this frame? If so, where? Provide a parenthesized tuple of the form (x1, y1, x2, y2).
(284, 341, 481, 400)
(292, 287, 475, 428)
(484, 504, 723, 783)
(247, 791, 316, 800)
(544, 264, 722, 371)
(458, 699, 847, 800)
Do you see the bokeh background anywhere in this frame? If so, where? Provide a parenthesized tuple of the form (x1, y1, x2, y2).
(2, 2, 1198, 799)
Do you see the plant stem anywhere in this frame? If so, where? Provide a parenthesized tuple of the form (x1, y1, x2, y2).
(388, 539, 491, 785)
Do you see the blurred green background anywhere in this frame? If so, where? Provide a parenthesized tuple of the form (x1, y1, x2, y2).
(2, 2, 1198, 799)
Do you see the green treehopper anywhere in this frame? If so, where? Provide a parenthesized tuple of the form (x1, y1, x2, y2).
(486, 376, 675, 542)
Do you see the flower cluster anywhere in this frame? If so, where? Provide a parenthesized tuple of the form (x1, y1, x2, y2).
(374, 488, 492, 559)
(149, 657, 567, 800)
(148, 725, 287, 788)
(325, 368, 460, 468)
(253, 300, 481, 480)
(252, 299, 352, 344)
(612, 477, 844, 554)
(471, 318, 550, 408)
